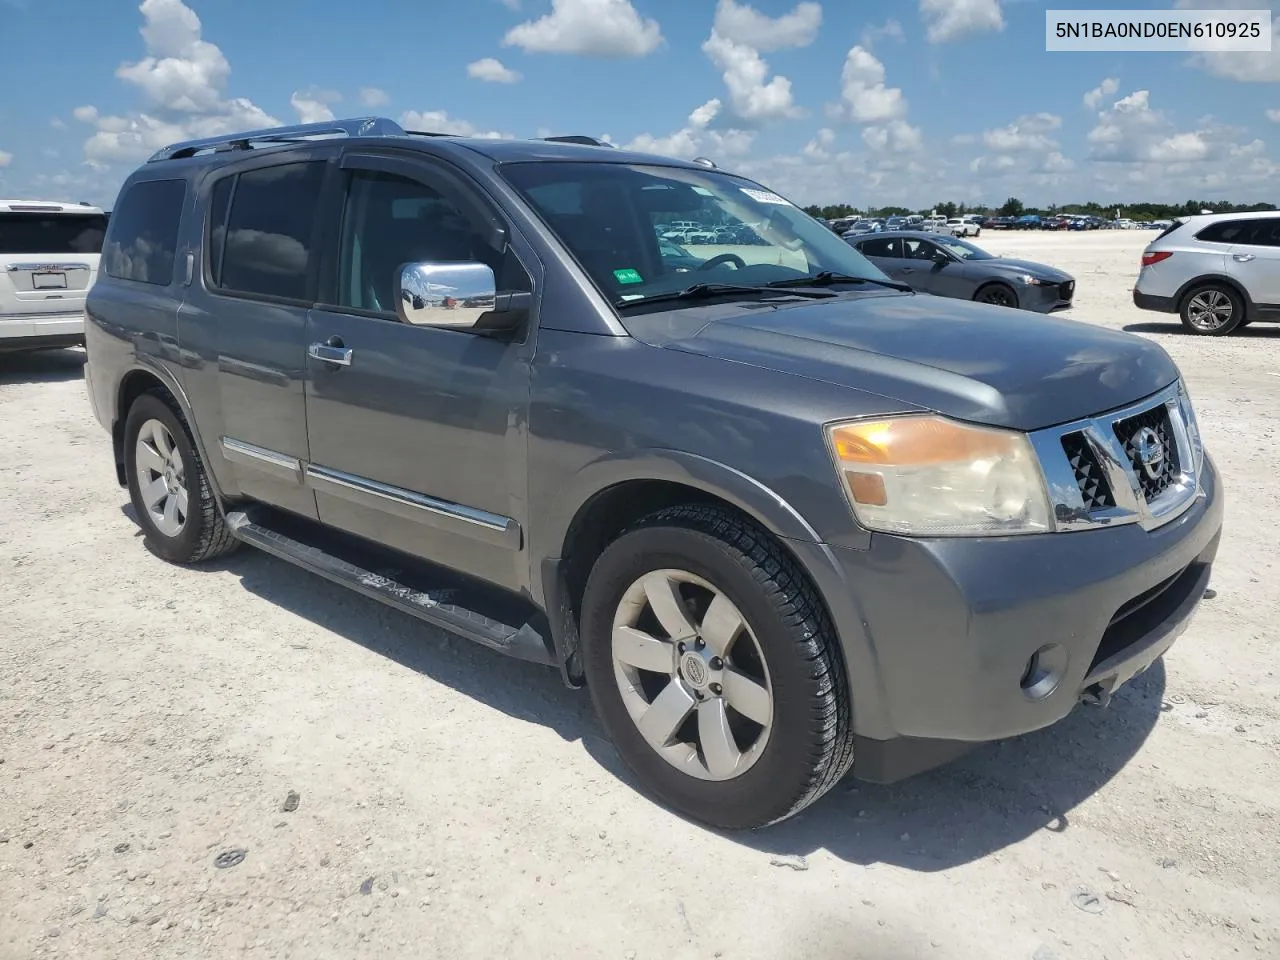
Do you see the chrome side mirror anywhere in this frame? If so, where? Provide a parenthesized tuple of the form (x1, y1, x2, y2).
(396, 262, 497, 329)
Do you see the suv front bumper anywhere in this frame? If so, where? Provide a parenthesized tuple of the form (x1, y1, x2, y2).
(799, 453, 1223, 781)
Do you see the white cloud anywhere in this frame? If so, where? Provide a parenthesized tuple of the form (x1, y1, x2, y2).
(711, 0, 821, 52)
(75, 0, 278, 165)
(467, 57, 523, 83)
(803, 127, 836, 158)
(982, 113, 1061, 152)
(861, 19, 905, 48)
(838, 46, 906, 123)
(862, 120, 922, 153)
(498, 0, 520, 7)
(624, 98, 756, 161)
(1036, 151, 1075, 173)
(290, 88, 340, 123)
(358, 87, 390, 108)
(50, 117, 67, 130)
(1083, 77, 1119, 110)
(1268, 108, 1280, 122)
(969, 154, 1016, 177)
(502, 0, 662, 58)
(400, 110, 509, 139)
(920, 0, 1003, 44)
(702, 31, 801, 122)
(0, 150, 12, 168)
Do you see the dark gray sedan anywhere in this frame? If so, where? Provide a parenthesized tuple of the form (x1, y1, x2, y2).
(849, 231, 1075, 312)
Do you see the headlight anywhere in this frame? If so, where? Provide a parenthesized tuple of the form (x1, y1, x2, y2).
(1176, 379, 1204, 472)
(1018, 275, 1056, 286)
(825, 416, 1053, 537)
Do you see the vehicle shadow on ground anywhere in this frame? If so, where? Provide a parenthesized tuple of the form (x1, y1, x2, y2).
(0, 348, 86, 384)
(140, 507, 1168, 871)
(1125, 320, 1280, 338)
(733, 662, 1167, 871)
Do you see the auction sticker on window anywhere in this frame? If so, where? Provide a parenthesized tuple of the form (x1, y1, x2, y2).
(741, 188, 791, 206)
(613, 268, 644, 285)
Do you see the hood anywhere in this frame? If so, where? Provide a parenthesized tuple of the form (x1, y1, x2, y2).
(985, 257, 1073, 282)
(627, 292, 1177, 431)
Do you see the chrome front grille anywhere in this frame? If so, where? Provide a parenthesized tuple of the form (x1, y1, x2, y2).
(1031, 382, 1202, 533)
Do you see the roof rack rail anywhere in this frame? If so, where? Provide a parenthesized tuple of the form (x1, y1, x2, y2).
(147, 117, 407, 163)
(541, 135, 615, 149)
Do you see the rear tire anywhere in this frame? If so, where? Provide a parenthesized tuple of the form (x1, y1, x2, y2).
(124, 392, 239, 564)
(580, 504, 856, 830)
(1179, 283, 1243, 336)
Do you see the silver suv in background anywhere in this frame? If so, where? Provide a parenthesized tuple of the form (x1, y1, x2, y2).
(1133, 211, 1280, 336)
(0, 200, 108, 353)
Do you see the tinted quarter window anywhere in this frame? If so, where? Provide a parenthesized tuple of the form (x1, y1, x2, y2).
(101, 179, 185, 285)
(1242, 218, 1280, 247)
(0, 213, 108, 254)
(207, 176, 233, 287)
(336, 170, 529, 314)
(219, 161, 326, 301)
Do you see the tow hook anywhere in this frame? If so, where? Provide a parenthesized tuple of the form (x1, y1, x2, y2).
(1080, 683, 1112, 709)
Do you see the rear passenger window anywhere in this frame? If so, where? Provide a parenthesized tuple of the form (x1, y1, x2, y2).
(216, 162, 326, 302)
(859, 237, 900, 258)
(102, 179, 186, 285)
(207, 176, 233, 287)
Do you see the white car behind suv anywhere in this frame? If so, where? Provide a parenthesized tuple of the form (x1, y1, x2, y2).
(948, 217, 981, 237)
(0, 200, 108, 353)
(1133, 211, 1279, 336)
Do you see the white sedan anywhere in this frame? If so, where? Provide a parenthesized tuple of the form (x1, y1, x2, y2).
(948, 217, 981, 237)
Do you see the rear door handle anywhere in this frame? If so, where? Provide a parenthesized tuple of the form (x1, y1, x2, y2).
(308, 340, 353, 367)
(1233, 253, 1255, 263)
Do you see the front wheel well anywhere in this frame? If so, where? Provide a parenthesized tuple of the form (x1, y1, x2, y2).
(113, 370, 174, 486)
(1176, 276, 1252, 313)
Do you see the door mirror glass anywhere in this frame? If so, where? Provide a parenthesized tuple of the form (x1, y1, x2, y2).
(932, 249, 952, 265)
(397, 262, 497, 329)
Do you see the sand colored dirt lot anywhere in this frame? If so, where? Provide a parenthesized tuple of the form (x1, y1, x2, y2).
(1, 229, 1276, 960)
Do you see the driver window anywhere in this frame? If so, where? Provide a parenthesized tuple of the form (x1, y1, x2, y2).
(903, 237, 937, 260)
(337, 170, 529, 315)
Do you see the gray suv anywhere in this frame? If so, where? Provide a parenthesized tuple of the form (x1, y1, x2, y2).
(1133, 211, 1280, 335)
(84, 118, 1223, 829)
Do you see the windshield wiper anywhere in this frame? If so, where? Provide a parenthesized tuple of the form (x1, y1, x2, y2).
(765, 272, 913, 293)
(617, 282, 836, 308)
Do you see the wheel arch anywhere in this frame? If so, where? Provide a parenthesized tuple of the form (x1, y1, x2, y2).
(113, 362, 225, 509)
(539, 450, 837, 687)
(1173, 274, 1254, 315)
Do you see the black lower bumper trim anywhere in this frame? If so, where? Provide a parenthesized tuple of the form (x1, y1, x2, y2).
(1133, 290, 1176, 313)
(852, 735, 977, 784)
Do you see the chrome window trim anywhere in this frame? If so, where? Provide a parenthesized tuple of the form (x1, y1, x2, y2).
(1030, 381, 1201, 534)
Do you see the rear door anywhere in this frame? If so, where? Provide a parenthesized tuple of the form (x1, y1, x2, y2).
(854, 236, 904, 277)
(1225, 216, 1280, 308)
(182, 149, 337, 519)
(0, 207, 106, 327)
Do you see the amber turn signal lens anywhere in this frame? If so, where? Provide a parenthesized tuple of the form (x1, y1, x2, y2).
(830, 416, 1020, 467)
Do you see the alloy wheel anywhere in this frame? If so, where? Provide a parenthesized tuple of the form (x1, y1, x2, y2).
(134, 418, 188, 537)
(610, 569, 773, 781)
(1186, 290, 1234, 332)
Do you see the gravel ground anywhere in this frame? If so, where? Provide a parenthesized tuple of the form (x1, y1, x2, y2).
(1, 230, 1277, 960)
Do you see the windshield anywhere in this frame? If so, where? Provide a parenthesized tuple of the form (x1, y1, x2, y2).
(932, 235, 996, 261)
(0, 213, 108, 255)
(500, 161, 891, 307)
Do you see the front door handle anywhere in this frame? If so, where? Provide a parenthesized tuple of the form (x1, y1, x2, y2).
(309, 338, 353, 367)
(1233, 253, 1256, 263)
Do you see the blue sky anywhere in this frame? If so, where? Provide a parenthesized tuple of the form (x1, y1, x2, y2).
(0, 0, 1276, 209)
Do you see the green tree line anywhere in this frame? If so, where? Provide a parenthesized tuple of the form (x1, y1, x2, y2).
(802, 197, 1277, 222)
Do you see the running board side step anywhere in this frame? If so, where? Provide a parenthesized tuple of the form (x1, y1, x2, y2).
(225, 511, 555, 666)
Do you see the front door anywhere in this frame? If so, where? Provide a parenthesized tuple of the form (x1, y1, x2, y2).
(899, 236, 971, 299)
(1227, 216, 1280, 309)
(855, 236, 903, 278)
(303, 152, 536, 591)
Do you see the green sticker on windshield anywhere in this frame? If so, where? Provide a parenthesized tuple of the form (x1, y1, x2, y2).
(613, 268, 644, 285)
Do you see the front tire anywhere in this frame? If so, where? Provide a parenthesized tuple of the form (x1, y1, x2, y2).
(1180, 283, 1243, 336)
(124, 392, 239, 564)
(975, 282, 1019, 309)
(581, 505, 856, 830)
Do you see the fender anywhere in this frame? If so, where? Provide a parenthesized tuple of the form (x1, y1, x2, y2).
(113, 356, 234, 516)
(1173, 273, 1255, 313)
(546, 447, 836, 558)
